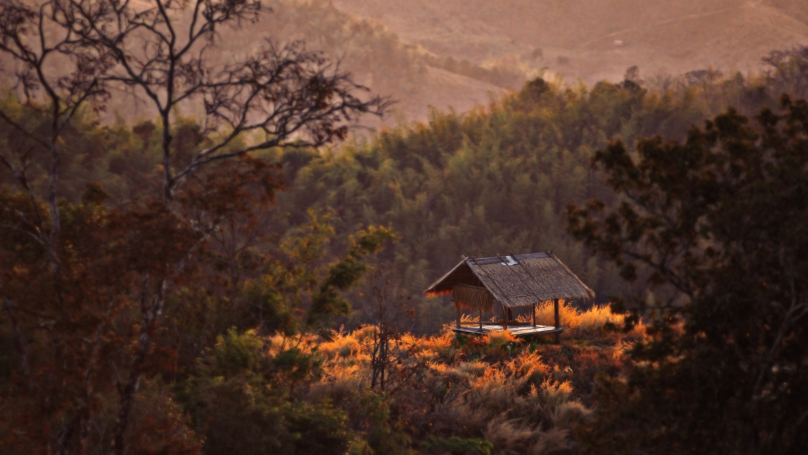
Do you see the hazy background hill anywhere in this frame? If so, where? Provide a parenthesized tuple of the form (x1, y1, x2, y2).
(331, 0, 808, 92)
(226, 0, 808, 125)
(224, 0, 808, 125)
(10, 0, 807, 126)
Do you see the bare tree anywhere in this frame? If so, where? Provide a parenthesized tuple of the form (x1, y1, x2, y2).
(61, 0, 388, 201)
(363, 264, 423, 394)
(0, 0, 112, 266)
(0, 3, 116, 453)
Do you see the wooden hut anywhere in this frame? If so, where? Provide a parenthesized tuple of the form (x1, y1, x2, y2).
(424, 252, 594, 340)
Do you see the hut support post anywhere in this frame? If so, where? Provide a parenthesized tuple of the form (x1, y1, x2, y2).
(455, 302, 460, 328)
(503, 304, 508, 330)
(479, 307, 482, 330)
(554, 298, 560, 343)
(532, 302, 536, 327)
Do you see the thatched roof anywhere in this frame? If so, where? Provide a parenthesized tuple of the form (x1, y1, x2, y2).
(424, 252, 595, 309)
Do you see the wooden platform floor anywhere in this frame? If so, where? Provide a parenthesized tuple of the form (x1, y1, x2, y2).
(452, 324, 563, 337)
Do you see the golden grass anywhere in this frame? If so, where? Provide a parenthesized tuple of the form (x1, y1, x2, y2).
(263, 302, 643, 453)
(518, 300, 646, 340)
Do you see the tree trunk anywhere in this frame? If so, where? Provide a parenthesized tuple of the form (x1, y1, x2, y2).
(109, 280, 167, 455)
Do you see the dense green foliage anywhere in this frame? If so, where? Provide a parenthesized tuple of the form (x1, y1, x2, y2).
(6, 50, 808, 337)
(267, 59, 808, 332)
(175, 329, 355, 455)
(568, 95, 808, 453)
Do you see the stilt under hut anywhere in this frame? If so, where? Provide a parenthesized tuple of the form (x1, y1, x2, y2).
(424, 252, 595, 342)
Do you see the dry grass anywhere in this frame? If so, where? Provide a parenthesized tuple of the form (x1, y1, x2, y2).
(268, 302, 643, 454)
(515, 300, 646, 342)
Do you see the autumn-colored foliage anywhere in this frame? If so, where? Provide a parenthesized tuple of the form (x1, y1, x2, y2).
(3, 3, 808, 449)
(167, 303, 638, 454)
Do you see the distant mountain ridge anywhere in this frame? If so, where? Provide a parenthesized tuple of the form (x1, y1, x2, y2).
(4, 0, 807, 125)
(331, 0, 808, 84)
(1, 0, 509, 126)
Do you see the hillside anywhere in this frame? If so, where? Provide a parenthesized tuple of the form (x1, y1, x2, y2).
(331, 0, 808, 83)
(1, 0, 506, 127)
(5, 0, 807, 126)
(248, 0, 510, 125)
(364, 65, 505, 126)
